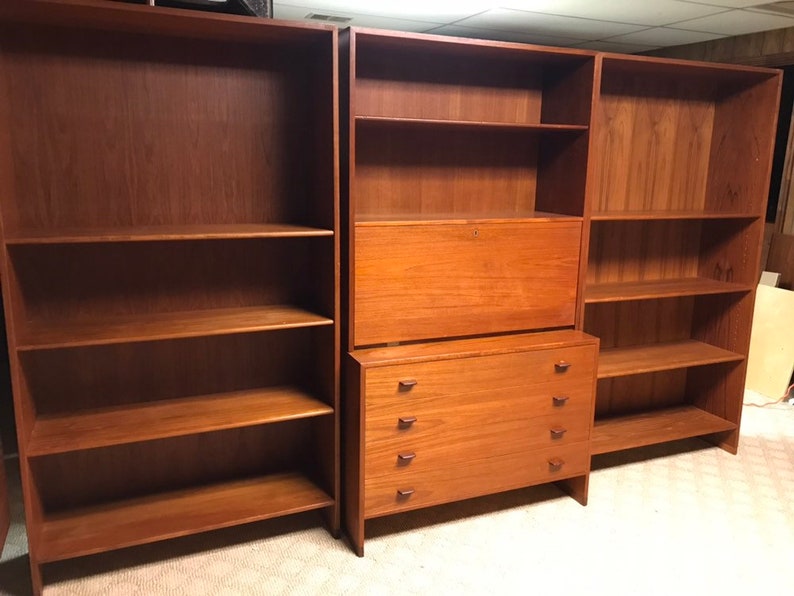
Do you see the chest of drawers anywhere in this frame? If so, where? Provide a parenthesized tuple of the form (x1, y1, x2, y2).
(344, 330, 598, 555)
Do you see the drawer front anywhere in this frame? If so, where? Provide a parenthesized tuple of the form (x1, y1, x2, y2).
(364, 442, 589, 517)
(364, 384, 592, 481)
(354, 221, 581, 346)
(364, 344, 595, 406)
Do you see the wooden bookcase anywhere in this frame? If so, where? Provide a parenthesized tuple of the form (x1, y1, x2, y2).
(344, 28, 596, 348)
(0, 1, 339, 592)
(584, 55, 781, 455)
(342, 28, 600, 555)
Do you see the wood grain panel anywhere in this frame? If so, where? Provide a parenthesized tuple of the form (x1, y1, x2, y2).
(705, 76, 781, 215)
(0, 25, 329, 233)
(595, 370, 688, 417)
(363, 346, 594, 405)
(356, 47, 543, 123)
(354, 221, 580, 345)
(591, 405, 736, 454)
(364, 442, 588, 518)
(364, 385, 592, 479)
(597, 340, 743, 379)
(593, 73, 715, 213)
(38, 473, 332, 563)
(587, 220, 701, 285)
(31, 421, 317, 511)
(698, 218, 760, 286)
(28, 387, 333, 456)
(10, 238, 330, 326)
(692, 292, 755, 354)
(584, 298, 695, 349)
(354, 126, 539, 219)
(352, 329, 596, 367)
(20, 328, 326, 414)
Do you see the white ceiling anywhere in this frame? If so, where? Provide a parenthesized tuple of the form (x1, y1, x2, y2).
(273, 1, 794, 53)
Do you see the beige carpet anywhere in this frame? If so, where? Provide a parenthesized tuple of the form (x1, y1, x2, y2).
(0, 404, 792, 595)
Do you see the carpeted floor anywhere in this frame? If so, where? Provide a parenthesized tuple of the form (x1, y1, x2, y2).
(0, 403, 792, 595)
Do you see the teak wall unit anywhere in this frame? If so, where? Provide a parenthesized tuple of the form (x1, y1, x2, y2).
(584, 55, 781, 456)
(342, 27, 601, 556)
(0, 0, 339, 592)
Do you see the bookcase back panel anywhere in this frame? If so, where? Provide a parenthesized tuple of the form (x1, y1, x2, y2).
(355, 48, 543, 123)
(355, 127, 538, 218)
(593, 75, 716, 213)
(587, 220, 702, 284)
(595, 370, 687, 417)
(0, 25, 332, 232)
(21, 328, 333, 415)
(31, 420, 317, 511)
(10, 238, 331, 324)
(584, 298, 695, 349)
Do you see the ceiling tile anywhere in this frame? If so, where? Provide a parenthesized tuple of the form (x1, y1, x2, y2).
(273, 1, 490, 22)
(673, 1, 769, 6)
(672, 8, 794, 34)
(605, 27, 728, 46)
(457, 8, 646, 40)
(426, 24, 584, 46)
(275, 4, 442, 32)
(573, 39, 661, 54)
(497, 0, 727, 27)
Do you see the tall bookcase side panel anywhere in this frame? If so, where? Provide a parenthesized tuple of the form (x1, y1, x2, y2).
(704, 73, 783, 216)
(0, 23, 329, 235)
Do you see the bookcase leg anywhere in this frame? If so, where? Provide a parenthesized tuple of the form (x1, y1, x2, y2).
(556, 474, 589, 506)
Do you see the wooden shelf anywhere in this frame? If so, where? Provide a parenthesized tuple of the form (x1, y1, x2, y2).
(356, 115, 588, 132)
(37, 473, 333, 563)
(28, 387, 333, 456)
(591, 405, 737, 455)
(6, 224, 334, 245)
(17, 306, 333, 351)
(590, 210, 760, 221)
(584, 277, 752, 303)
(598, 340, 744, 379)
(356, 211, 582, 225)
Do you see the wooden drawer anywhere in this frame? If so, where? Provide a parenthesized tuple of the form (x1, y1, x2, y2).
(364, 344, 595, 406)
(364, 385, 591, 482)
(364, 442, 589, 517)
(353, 220, 581, 346)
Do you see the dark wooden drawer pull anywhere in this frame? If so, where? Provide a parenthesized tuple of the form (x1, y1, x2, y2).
(550, 427, 567, 440)
(398, 379, 418, 389)
(552, 395, 569, 407)
(548, 457, 565, 472)
(554, 361, 571, 373)
(397, 488, 415, 498)
(398, 416, 417, 428)
(397, 452, 416, 463)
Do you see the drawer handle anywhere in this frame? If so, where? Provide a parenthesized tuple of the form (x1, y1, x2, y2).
(550, 427, 567, 440)
(397, 452, 416, 464)
(398, 416, 417, 428)
(397, 488, 415, 498)
(398, 379, 418, 390)
(554, 361, 571, 373)
(552, 395, 569, 407)
(548, 457, 565, 472)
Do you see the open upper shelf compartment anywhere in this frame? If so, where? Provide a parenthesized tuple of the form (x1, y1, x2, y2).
(348, 29, 596, 223)
(591, 55, 780, 220)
